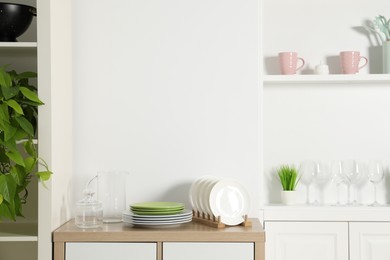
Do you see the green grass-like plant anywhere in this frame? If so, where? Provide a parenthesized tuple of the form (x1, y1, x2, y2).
(277, 165, 300, 191)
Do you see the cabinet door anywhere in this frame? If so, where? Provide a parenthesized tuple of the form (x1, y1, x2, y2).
(350, 222, 390, 260)
(163, 242, 253, 260)
(265, 221, 348, 260)
(65, 242, 156, 260)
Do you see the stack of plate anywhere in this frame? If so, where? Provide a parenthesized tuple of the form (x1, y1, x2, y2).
(123, 202, 192, 227)
(189, 176, 250, 226)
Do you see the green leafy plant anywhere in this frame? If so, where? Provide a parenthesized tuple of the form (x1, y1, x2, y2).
(364, 15, 390, 43)
(277, 165, 300, 191)
(0, 66, 52, 221)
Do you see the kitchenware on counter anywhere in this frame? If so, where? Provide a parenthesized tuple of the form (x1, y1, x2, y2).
(97, 171, 127, 223)
(0, 3, 36, 42)
(123, 202, 191, 227)
(339, 51, 368, 74)
(330, 160, 346, 206)
(278, 52, 305, 75)
(342, 160, 367, 206)
(189, 176, 251, 226)
(130, 201, 184, 215)
(299, 161, 315, 204)
(75, 188, 103, 228)
(311, 161, 330, 205)
(368, 161, 385, 206)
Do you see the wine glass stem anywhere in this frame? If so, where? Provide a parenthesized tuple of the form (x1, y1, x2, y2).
(347, 184, 350, 205)
(374, 183, 378, 203)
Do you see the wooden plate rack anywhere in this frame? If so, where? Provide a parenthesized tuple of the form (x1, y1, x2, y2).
(192, 210, 252, 229)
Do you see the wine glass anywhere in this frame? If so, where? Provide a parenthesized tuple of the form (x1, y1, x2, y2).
(330, 160, 346, 206)
(342, 160, 367, 206)
(311, 161, 330, 205)
(367, 161, 384, 206)
(299, 161, 315, 204)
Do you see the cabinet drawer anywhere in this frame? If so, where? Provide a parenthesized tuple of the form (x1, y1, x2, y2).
(65, 242, 156, 260)
(163, 242, 254, 260)
(265, 221, 348, 260)
(350, 222, 390, 260)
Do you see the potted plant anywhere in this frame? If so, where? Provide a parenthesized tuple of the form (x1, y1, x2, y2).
(0, 66, 52, 221)
(363, 15, 390, 73)
(277, 165, 301, 205)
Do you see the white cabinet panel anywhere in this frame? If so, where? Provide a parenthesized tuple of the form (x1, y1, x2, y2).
(163, 242, 253, 260)
(350, 222, 390, 260)
(265, 222, 348, 260)
(65, 242, 156, 260)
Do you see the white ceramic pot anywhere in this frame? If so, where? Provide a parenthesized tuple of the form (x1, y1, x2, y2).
(281, 191, 299, 205)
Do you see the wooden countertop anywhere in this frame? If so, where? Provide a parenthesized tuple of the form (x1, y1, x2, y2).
(53, 218, 265, 243)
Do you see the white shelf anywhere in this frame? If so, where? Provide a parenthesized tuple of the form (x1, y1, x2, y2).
(0, 223, 38, 242)
(0, 42, 37, 48)
(263, 74, 390, 85)
(263, 205, 390, 222)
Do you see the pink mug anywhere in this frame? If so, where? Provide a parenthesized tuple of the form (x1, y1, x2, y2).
(340, 51, 368, 74)
(278, 52, 305, 75)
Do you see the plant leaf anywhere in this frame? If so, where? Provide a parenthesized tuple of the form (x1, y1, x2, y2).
(0, 194, 3, 205)
(19, 87, 44, 105)
(0, 201, 16, 221)
(15, 71, 37, 80)
(0, 174, 16, 203)
(24, 157, 37, 173)
(0, 68, 12, 88)
(5, 99, 24, 115)
(6, 151, 25, 166)
(24, 140, 37, 157)
(10, 166, 25, 186)
(36, 171, 52, 181)
(15, 116, 34, 137)
(1, 86, 19, 100)
(0, 104, 10, 123)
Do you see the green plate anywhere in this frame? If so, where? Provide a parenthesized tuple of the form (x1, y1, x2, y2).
(131, 209, 184, 215)
(130, 201, 184, 210)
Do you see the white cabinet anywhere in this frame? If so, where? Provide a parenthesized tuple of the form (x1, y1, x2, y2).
(163, 242, 253, 260)
(66, 242, 156, 260)
(350, 222, 390, 260)
(265, 221, 349, 260)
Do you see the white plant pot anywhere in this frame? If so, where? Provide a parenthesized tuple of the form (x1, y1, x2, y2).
(281, 191, 299, 205)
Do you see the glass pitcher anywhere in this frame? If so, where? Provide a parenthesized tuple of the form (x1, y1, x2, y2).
(97, 171, 127, 223)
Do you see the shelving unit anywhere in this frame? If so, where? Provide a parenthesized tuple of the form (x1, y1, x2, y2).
(0, 42, 37, 48)
(0, 223, 37, 242)
(261, 0, 390, 259)
(0, 1, 73, 259)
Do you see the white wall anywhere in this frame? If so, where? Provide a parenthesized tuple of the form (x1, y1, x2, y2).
(72, 0, 260, 215)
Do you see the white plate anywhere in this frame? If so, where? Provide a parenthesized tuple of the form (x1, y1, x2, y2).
(123, 217, 192, 225)
(194, 178, 210, 213)
(202, 178, 220, 215)
(189, 175, 213, 212)
(209, 179, 250, 226)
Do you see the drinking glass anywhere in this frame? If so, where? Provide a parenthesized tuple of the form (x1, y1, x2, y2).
(312, 161, 330, 205)
(330, 160, 345, 206)
(342, 160, 366, 206)
(368, 161, 384, 206)
(299, 161, 315, 204)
